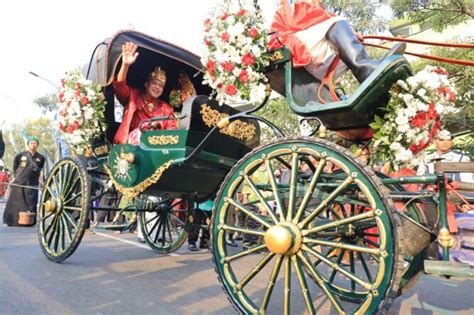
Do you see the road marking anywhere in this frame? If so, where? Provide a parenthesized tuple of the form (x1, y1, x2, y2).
(91, 230, 180, 256)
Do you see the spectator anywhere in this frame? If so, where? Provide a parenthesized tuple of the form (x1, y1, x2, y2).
(0, 166, 9, 200)
(188, 200, 213, 251)
(3, 136, 45, 226)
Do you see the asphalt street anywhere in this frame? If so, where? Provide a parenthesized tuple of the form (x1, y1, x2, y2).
(1, 201, 473, 314)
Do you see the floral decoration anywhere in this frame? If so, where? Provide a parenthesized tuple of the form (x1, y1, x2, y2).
(201, 0, 270, 105)
(57, 69, 107, 154)
(169, 73, 197, 108)
(369, 65, 459, 170)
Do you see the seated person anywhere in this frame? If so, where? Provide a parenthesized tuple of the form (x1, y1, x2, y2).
(113, 42, 177, 145)
(269, 0, 405, 83)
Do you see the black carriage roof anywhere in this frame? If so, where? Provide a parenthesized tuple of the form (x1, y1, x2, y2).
(86, 30, 210, 95)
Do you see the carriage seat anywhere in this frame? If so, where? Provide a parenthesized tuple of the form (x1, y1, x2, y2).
(265, 49, 412, 131)
(143, 95, 260, 160)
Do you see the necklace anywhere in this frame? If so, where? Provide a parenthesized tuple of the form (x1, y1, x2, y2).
(142, 94, 156, 112)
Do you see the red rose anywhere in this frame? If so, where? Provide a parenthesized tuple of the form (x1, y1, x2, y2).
(82, 97, 89, 105)
(410, 111, 428, 128)
(221, 61, 235, 72)
(58, 92, 64, 102)
(239, 70, 249, 83)
(207, 59, 216, 75)
(241, 53, 254, 66)
(204, 38, 212, 46)
(67, 125, 75, 133)
(75, 89, 81, 96)
(61, 79, 65, 87)
(204, 18, 212, 32)
(236, 9, 246, 17)
(221, 32, 230, 42)
(224, 84, 237, 95)
(434, 67, 448, 75)
(427, 102, 438, 119)
(409, 144, 418, 153)
(220, 12, 228, 20)
(248, 28, 259, 39)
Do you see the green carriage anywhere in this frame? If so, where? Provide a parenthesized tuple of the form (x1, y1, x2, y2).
(38, 30, 472, 314)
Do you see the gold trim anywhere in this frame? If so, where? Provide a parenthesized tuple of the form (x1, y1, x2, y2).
(200, 104, 256, 142)
(94, 145, 109, 156)
(148, 135, 179, 146)
(270, 51, 284, 61)
(438, 228, 455, 248)
(120, 152, 135, 163)
(105, 160, 174, 199)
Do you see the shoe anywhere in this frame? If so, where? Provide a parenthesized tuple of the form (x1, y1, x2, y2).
(188, 243, 198, 251)
(326, 20, 406, 82)
(137, 237, 146, 243)
(226, 239, 237, 247)
(199, 241, 210, 249)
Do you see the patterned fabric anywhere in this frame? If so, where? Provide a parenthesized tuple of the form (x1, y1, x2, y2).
(113, 80, 177, 144)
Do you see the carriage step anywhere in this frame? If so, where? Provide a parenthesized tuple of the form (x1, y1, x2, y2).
(424, 260, 474, 277)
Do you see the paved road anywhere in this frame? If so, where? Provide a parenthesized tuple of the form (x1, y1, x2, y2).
(1, 201, 473, 314)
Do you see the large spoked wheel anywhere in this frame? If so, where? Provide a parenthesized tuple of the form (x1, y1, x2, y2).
(138, 197, 190, 253)
(380, 175, 428, 296)
(38, 157, 90, 262)
(212, 138, 405, 314)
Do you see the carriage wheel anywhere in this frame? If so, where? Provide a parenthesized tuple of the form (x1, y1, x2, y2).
(212, 138, 405, 314)
(139, 197, 190, 253)
(38, 157, 90, 262)
(380, 176, 428, 296)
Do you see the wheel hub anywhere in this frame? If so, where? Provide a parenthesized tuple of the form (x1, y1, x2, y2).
(44, 199, 57, 213)
(264, 223, 302, 255)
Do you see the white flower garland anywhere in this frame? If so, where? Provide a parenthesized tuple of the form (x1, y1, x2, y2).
(201, 0, 270, 105)
(370, 65, 459, 170)
(57, 69, 107, 154)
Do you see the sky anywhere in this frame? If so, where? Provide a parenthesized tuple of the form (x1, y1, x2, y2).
(0, 0, 278, 129)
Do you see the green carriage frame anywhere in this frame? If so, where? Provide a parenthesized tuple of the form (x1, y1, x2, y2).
(37, 30, 473, 314)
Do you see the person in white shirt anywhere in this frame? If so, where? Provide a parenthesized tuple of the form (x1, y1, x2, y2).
(417, 130, 473, 183)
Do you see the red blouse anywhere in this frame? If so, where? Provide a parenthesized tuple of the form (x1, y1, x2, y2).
(113, 80, 177, 144)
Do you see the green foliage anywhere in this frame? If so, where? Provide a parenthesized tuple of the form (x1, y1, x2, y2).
(2, 117, 57, 171)
(388, 0, 473, 32)
(33, 93, 58, 113)
(322, 0, 388, 34)
(255, 97, 299, 143)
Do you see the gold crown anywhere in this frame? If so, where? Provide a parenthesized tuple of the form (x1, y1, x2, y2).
(148, 67, 167, 84)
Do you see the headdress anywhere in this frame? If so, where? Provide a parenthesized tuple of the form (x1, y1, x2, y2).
(148, 67, 167, 84)
(27, 136, 39, 145)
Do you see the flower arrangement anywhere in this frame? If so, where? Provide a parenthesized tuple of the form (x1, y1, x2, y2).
(169, 73, 197, 108)
(369, 65, 459, 170)
(201, 0, 270, 105)
(57, 69, 107, 154)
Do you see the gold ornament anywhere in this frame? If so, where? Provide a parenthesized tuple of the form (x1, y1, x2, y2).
(148, 67, 167, 84)
(148, 135, 180, 145)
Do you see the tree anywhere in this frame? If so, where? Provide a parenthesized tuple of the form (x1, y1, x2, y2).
(255, 97, 299, 143)
(33, 93, 58, 113)
(387, 0, 474, 32)
(322, 0, 388, 34)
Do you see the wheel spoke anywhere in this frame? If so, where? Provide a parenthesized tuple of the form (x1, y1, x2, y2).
(146, 213, 160, 225)
(63, 168, 78, 198)
(52, 174, 61, 198)
(63, 211, 78, 230)
(350, 251, 356, 291)
(166, 215, 173, 245)
(220, 224, 265, 237)
(260, 255, 283, 313)
(61, 215, 73, 243)
(303, 211, 375, 235)
(40, 212, 55, 222)
(63, 206, 83, 212)
(292, 255, 315, 315)
(63, 192, 82, 205)
(283, 255, 291, 315)
(44, 215, 58, 241)
(303, 244, 372, 290)
(46, 216, 60, 247)
(303, 238, 380, 255)
(243, 174, 278, 224)
(358, 252, 374, 283)
(294, 158, 326, 223)
(329, 249, 346, 283)
(153, 218, 164, 244)
(298, 252, 345, 313)
(286, 152, 299, 221)
(265, 159, 285, 222)
(300, 176, 354, 228)
(64, 176, 81, 201)
(237, 252, 275, 289)
(224, 244, 267, 263)
(45, 185, 56, 199)
(161, 216, 167, 247)
(226, 198, 272, 229)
